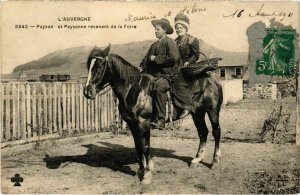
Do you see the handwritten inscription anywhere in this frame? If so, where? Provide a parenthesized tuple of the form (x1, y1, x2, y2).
(223, 3, 293, 21)
(125, 12, 157, 22)
(178, 3, 207, 15)
(125, 3, 206, 22)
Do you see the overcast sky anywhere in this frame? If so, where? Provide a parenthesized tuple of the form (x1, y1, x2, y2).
(1, 1, 298, 74)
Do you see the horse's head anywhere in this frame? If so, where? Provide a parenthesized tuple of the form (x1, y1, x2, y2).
(84, 44, 111, 99)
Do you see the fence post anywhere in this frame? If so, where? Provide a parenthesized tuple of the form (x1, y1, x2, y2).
(79, 84, 84, 131)
(95, 94, 99, 131)
(37, 84, 43, 136)
(102, 90, 106, 129)
(57, 83, 62, 134)
(53, 83, 57, 133)
(42, 83, 48, 133)
(83, 88, 87, 132)
(26, 83, 31, 139)
(12, 83, 17, 140)
(113, 93, 120, 130)
(75, 83, 80, 131)
(20, 84, 26, 139)
(0, 83, 3, 142)
(5, 84, 11, 141)
(67, 84, 71, 132)
(106, 89, 110, 128)
(62, 83, 67, 131)
(48, 83, 53, 134)
(32, 84, 37, 137)
(71, 83, 75, 130)
(91, 96, 95, 131)
(16, 83, 21, 139)
(99, 91, 102, 130)
(87, 98, 91, 131)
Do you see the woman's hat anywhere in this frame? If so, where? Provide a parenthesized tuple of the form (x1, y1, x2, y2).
(174, 13, 189, 29)
(151, 18, 174, 34)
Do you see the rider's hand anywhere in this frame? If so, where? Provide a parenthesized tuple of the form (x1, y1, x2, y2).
(150, 55, 156, 61)
(184, 62, 189, 67)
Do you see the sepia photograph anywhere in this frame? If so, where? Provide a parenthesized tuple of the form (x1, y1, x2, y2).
(1, 1, 299, 194)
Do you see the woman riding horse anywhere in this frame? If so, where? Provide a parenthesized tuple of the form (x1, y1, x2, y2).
(172, 13, 201, 118)
(172, 13, 217, 119)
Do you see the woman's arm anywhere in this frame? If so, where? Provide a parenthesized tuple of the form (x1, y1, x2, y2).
(187, 37, 200, 64)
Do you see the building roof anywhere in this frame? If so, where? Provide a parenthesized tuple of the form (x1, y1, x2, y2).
(217, 53, 249, 67)
(218, 65, 244, 67)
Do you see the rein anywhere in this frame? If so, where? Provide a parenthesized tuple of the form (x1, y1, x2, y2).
(93, 55, 123, 92)
(189, 44, 210, 64)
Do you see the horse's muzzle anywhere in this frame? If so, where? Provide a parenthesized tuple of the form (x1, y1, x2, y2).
(83, 84, 96, 99)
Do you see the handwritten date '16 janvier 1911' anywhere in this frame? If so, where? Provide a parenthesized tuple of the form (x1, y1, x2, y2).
(223, 3, 293, 21)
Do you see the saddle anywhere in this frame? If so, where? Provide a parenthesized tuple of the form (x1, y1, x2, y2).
(149, 73, 209, 123)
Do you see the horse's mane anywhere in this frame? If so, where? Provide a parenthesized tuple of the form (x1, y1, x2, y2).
(110, 54, 141, 84)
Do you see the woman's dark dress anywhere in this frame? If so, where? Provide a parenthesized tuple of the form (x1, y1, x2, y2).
(172, 34, 200, 111)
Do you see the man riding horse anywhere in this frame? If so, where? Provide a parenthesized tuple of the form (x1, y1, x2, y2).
(141, 16, 213, 130)
(140, 18, 181, 130)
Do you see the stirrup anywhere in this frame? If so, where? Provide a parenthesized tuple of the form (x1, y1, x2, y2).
(179, 110, 189, 119)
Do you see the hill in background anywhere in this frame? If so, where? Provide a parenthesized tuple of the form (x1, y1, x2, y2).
(10, 39, 248, 80)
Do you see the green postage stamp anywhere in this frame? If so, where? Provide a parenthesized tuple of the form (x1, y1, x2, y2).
(256, 28, 296, 76)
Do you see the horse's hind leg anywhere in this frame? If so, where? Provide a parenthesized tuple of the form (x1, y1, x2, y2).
(191, 110, 209, 165)
(207, 109, 221, 168)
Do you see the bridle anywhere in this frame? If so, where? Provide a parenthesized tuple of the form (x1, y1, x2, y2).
(96, 56, 109, 83)
(86, 55, 109, 91)
(86, 55, 121, 92)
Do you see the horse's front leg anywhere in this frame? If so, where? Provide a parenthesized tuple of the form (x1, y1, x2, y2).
(137, 117, 153, 184)
(128, 119, 153, 184)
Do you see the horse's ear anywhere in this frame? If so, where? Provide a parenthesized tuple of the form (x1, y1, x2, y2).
(103, 43, 111, 56)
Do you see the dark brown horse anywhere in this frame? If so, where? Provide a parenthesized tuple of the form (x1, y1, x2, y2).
(83, 44, 223, 184)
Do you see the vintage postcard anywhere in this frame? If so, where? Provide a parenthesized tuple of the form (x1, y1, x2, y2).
(1, 1, 299, 194)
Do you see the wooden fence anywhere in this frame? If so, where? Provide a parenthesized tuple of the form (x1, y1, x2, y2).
(0, 82, 121, 143)
(1, 80, 244, 144)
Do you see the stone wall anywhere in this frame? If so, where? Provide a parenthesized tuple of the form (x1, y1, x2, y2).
(277, 80, 297, 98)
(243, 79, 297, 100)
(243, 81, 277, 100)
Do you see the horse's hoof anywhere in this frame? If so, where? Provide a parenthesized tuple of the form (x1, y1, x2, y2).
(211, 160, 220, 170)
(141, 177, 152, 185)
(148, 160, 154, 172)
(191, 157, 202, 164)
(141, 172, 152, 185)
(210, 163, 219, 170)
